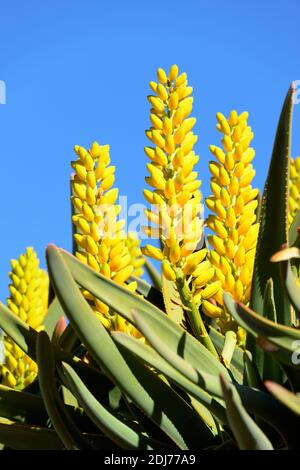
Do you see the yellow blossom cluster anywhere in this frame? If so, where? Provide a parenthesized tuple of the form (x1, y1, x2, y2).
(71, 141, 142, 336)
(142, 65, 221, 319)
(1, 247, 48, 389)
(206, 111, 259, 333)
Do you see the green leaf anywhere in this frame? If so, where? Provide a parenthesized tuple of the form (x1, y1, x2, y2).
(113, 330, 300, 447)
(209, 327, 244, 380)
(112, 331, 227, 424)
(224, 292, 300, 369)
(36, 330, 92, 450)
(131, 308, 231, 383)
(271, 248, 300, 321)
(43, 297, 66, 337)
(220, 331, 237, 368)
(60, 248, 227, 377)
(265, 381, 300, 416)
(161, 273, 185, 326)
(243, 351, 263, 389)
(220, 376, 273, 450)
(59, 362, 165, 450)
(0, 384, 47, 423)
(46, 244, 215, 449)
(144, 259, 162, 290)
(0, 302, 36, 358)
(262, 279, 283, 382)
(250, 85, 294, 326)
(130, 275, 165, 311)
(0, 419, 64, 450)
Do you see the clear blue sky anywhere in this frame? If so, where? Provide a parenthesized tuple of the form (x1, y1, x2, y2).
(0, 0, 299, 301)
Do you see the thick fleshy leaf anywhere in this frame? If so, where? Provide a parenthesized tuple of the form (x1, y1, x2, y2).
(224, 293, 300, 369)
(46, 245, 215, 449)
(112, 331, 227, 423)
(0, 385, 47, 423)
(220, 331, 237, 368)
(262, 279, 283, 382)
(0, 302, 36, 358)
(144, 259, 162, 290)
(220, 376, 273, 450)
(209, 327, 244, 380)
(162, 274, 185, 326)
(43, 297, 66, 337)
(36, 331, 92, 450)
(129, 275, 165, 311)
(250, 85, 294, 326)
(0, 294, 113, 403)
(113, 330, 300, 447)
(265, 381, 300, 416)
(271, 248, 300, 321)
(60, 248, 227, 377)
(243, 351, 263, 389)
(0, 419, 64, 450)
(131, 308, 231, 383)
(59, 362, 166, 450)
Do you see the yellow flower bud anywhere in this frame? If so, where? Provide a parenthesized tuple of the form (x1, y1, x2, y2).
(168, 64, 179, 80)
(148, 96, 165, 113)
(156, 84, 168, 101)
(168, 92, 179, 110)
(161, 260, 175, 281)
(157, 68, 168, 84)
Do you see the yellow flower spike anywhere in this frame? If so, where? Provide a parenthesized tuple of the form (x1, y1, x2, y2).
(1, 248, 48, 390)
(206, 110, 259, 338)
(72, 142, 140, 335)
(143, 66, 219, 357)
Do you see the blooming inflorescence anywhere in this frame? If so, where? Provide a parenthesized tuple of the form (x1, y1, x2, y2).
(71, 141, 142, 336)
(1, 247, 48, 389)
(206, 111, 259, 335)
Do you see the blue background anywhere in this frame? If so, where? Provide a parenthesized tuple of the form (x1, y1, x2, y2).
(0, 0, 299, 301)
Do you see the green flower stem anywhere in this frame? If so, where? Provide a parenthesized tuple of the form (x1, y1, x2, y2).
(176, 276, 219, 359)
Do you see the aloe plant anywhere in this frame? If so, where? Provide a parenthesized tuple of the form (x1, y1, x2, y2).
(0, 70, 299, 450)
